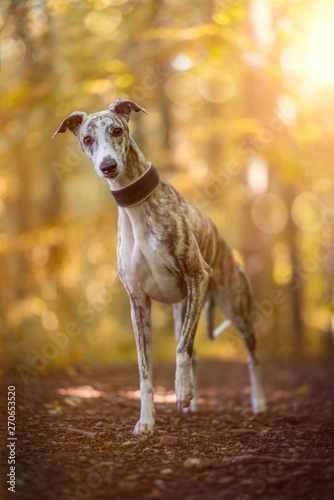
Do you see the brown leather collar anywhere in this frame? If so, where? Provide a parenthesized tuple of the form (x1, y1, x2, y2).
(110, 163, 160, 208)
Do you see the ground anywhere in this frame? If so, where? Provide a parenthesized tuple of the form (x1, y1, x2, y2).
(1, 359, 334, 500)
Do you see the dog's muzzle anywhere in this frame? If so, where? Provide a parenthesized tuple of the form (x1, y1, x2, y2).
(100, 158, 118, 177)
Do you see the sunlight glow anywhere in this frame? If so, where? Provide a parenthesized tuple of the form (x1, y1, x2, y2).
(277, 94, 297, 125)
(307, 17, 334, 87)
(247, 156, 268, 194)
(118, 389, 177, 403)
(58, 385, 105, 398)
(117, 388, 217, 405)
(249, 0, 276, 49)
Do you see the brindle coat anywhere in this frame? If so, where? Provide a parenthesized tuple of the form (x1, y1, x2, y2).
(53, 98, 267, 434)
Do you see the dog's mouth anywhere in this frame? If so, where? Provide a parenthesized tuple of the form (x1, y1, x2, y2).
(103, 170, 118, 178)
(101, 165, 118, 178)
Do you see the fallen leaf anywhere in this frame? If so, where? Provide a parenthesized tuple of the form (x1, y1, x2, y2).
(64, 396, 82, 406)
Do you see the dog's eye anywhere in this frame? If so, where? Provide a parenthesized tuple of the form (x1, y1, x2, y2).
(83, 136, 93, 144)
(113, 128, 123, 137)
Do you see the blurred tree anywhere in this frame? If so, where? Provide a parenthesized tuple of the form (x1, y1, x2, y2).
(1, 0, 334, 373)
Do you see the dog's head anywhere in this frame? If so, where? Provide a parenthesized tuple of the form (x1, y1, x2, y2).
(53, 98, 148, 179)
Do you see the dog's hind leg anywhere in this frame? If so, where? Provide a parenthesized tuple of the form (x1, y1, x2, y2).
(214, 266, 267, 414)
(205, 294, 215, 340)
(172, 299, 198, 411)
(236, 320, 267, 414)
(172, 299, 186, 344)
(187, 351, 198, 411)
(205, 292, 232, 340)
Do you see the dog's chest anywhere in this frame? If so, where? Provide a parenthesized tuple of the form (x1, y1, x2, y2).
(117, 209, 186, 303)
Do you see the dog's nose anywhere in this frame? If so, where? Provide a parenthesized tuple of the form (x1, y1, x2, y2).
(100, 158, 118, 176)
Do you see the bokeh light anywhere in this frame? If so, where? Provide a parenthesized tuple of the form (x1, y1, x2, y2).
(273, 261, 293, 285)
(84, 9, 121, 37)
(41, 310, 59, 331)
(251, 194, 288, 234)
(165, 73, 201, 106)
(171, 54, 194, 71)
(197, 70, 236, 103)
(247, 156, 268, 194)
(291, 192, 322, 233)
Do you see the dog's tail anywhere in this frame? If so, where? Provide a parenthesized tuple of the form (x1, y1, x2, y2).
(205, 294, 231, 340)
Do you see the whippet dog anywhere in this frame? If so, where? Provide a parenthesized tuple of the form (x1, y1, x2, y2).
(53, 98, 267, 434)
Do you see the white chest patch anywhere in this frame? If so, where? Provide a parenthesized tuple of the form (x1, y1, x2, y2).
(117, 209, 186, 303)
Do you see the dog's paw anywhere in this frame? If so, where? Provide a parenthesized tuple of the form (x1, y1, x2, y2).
(182, 398, 198, 413)
(175, 377, 194, 410)
(133, 419, 154, 435)
(252, 397, 267, 414)
(175, 352, 193, 410)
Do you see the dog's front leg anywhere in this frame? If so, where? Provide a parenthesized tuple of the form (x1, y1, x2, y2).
(129, 293, 155, 435)
(175, 270, 210, 410)
(173, 300, 198, 412)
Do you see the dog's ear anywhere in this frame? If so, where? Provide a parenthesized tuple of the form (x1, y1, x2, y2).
(109, 98, 149, 122)
(52, 111, 87, 139)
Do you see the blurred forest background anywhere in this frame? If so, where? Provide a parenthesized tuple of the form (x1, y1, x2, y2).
(2, 0, 334, 378)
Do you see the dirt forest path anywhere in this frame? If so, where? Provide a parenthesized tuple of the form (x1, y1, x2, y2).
(1, 359, 334, 500)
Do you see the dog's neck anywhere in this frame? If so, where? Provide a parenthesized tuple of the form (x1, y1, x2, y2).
(105, 136, 149, 191)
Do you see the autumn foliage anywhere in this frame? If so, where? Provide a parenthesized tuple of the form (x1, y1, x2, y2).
(2, 0, 334, 374)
